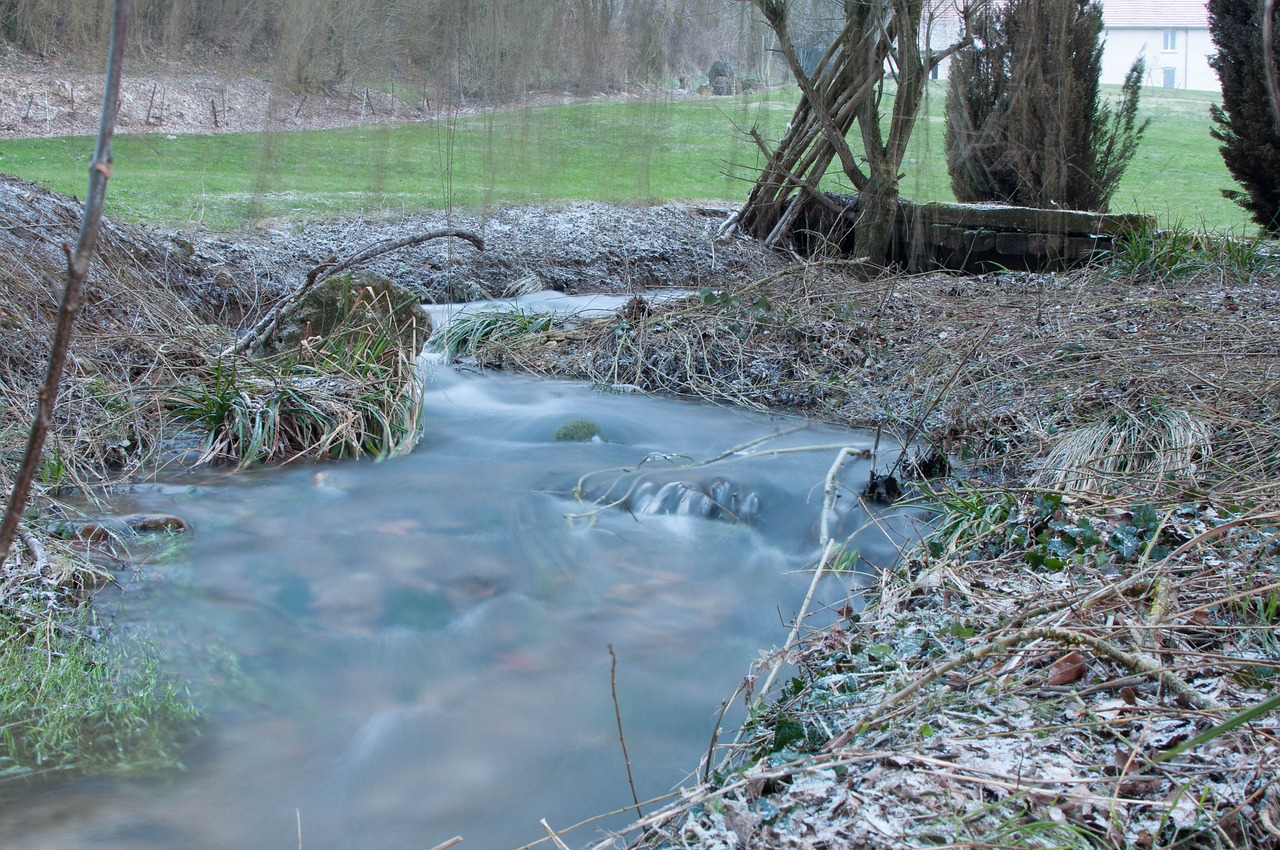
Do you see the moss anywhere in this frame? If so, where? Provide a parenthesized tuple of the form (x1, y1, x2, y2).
(257, 269, 431, 358)
(553, 418, 602, 442)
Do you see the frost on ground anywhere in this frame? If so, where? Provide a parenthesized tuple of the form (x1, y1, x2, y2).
(458, 246, 1280, 849)
(166, 203, 785, 321)
(583, 493, 1280, 849)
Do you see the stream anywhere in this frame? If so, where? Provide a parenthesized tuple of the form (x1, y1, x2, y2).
(2, 294, 924, 850)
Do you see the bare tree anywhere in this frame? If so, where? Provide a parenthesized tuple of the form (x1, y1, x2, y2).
(0, 0, 129, 569)
(730, 0, 972, 266)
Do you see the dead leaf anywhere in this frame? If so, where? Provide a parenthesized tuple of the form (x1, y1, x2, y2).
(1047, 650, 1088, 685)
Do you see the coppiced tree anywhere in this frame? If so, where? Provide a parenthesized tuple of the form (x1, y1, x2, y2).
(732, 0, 973, 266)
(943, 0, 1147, 212)
(1209, 0, 1280, 232)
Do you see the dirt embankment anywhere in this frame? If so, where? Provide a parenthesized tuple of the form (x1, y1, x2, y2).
(0, 53, 438, 139)
(0, 52, 688, 140)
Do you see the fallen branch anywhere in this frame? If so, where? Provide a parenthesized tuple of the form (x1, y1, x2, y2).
(608, 644, 642, 820)
(842, 624, 1225, 741)
(19, 529, 48, 574)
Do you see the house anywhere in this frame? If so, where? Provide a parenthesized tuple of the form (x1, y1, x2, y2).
(1098, 0, 1218, 91)
(920, 0, 1218, 92)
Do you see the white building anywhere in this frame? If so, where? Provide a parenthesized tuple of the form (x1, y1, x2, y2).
(923, 0, 1219, 92)
(1098, 0, 1218, 91)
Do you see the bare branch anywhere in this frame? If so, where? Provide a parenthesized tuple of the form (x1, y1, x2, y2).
(0, 0, 130, 570)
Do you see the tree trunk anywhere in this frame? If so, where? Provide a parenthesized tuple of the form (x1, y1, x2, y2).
(733, 0, 972, 266)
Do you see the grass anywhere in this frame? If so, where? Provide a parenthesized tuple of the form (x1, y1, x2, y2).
(430, 306, 557, 359)
(0, 84, 1256, 232)
(172, 286, 427, 467)
(0, 93, 793, 229)
(0, 610, 200, 780)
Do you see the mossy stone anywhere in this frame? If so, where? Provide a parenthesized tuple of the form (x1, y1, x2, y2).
(554, 418, 602, 442)
(257, 269, 431, 356)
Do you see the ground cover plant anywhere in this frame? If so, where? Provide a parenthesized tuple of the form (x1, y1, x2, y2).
(0, 84, 1255, 232)
(455, 225, 1280, 848)
(0, 168, 441, 779)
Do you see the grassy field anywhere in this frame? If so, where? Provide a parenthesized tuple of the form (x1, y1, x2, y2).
(0, 83, 1254, 233)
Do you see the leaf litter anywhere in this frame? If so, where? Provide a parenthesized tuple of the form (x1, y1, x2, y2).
(475, 243, 1280, 848)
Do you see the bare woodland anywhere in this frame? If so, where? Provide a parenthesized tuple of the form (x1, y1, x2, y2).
(0, 0, 782, 99)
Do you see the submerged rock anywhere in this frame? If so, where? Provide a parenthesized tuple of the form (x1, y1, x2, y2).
(553, 418, 602, 442)
(625, 477, 763, 525)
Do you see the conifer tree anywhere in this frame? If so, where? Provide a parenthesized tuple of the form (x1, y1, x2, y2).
(1209, 0, 1280, 232)
(944, 0, 1147, 213)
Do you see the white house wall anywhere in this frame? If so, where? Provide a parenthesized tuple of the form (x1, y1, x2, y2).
(1102, 27, 1219, 91)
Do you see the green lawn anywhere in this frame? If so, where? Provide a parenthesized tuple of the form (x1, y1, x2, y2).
(0, 83, 1255, 233)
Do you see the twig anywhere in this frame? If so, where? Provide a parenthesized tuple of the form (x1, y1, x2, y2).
(608, 644, 642, 820)
(428, 838, 463, 850)
(539, 819, 572, 850)
(887, 322, 996, 479)
(0, 0, 129, 569)
(820, 446, 864, 546)
(295, 808, 302, 850)
(846, 625, 1224, 739)
(749, 446, 862, 716)
(703, 697, 731, 784)
(18, 529, 48, 577)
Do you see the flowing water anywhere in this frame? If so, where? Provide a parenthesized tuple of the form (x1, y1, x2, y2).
(2, 295, 924, 850)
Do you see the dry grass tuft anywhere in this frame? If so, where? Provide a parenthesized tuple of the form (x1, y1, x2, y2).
(1031, 407, 1213, 494)
(473, 228, 1280, 849)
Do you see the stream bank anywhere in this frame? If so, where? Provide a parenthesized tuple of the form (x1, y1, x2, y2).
(2, 168, 1279, 846)
(453, 243, 1280, 847)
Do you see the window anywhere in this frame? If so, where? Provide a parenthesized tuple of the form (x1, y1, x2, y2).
(1163, 29, 1178, 51)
